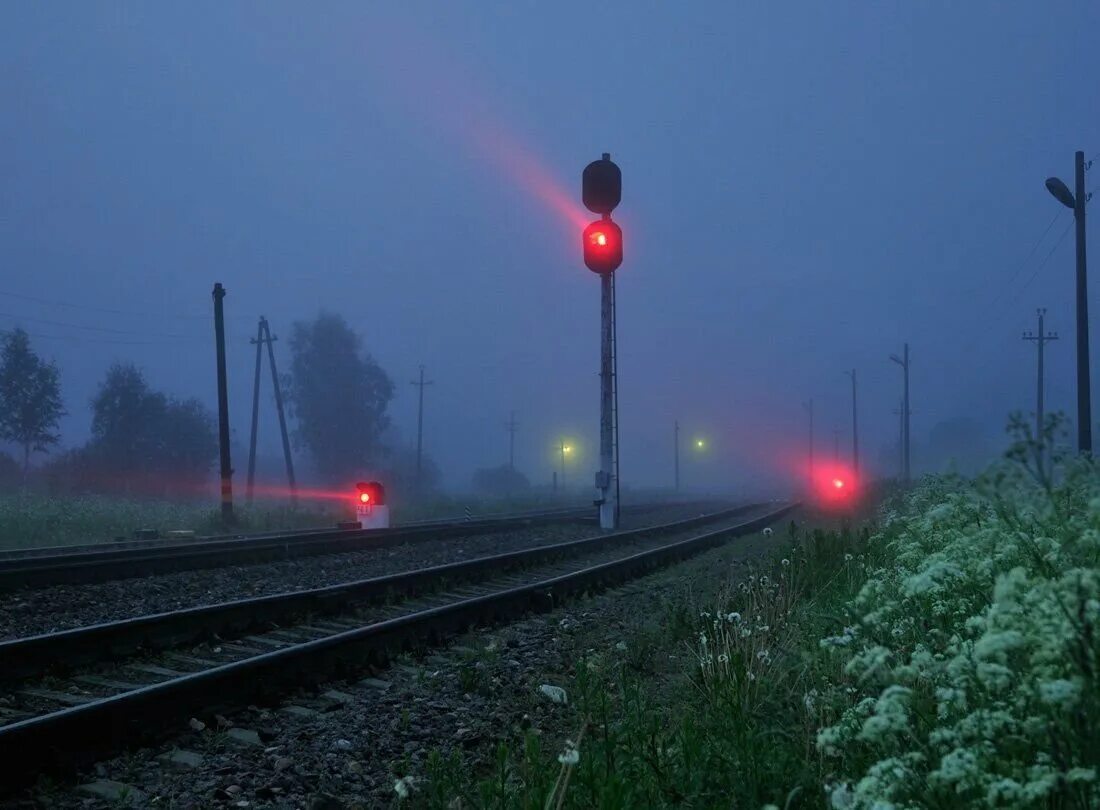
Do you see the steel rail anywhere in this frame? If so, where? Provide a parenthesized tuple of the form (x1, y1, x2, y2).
(0, 503, 759, 682)
(0, 503, 794, 788)
(0, 507, 605, 592)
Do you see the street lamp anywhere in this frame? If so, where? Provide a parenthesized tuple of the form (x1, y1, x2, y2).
(559, 441, 573, 489)
(1045, 151, 1092, 454)
(694, 438, 706, 450)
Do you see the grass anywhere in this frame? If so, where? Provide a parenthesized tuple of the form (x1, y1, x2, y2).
(0, 493, 344, 550)
(411, 421, 1100, 808)
(0, 490, 621, 550)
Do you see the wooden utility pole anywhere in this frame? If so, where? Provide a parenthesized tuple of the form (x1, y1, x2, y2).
(246, 319, 264, 504)
(1045, 151, 1092, 454)
(262, 318, 297, 506)
(212, 283, 234, 525)
(505, 411, 518, 470)
(1023, 308, 1058, 444)
(246, 317, 297, 506)
(845, 369, 859, 477)
(890, 344, 911, 483)
(804, 399, 814, 487)
(411, 365, 433, 493)
(674, 420, 680, 491)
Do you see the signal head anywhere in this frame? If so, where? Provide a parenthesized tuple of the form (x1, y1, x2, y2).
(355, 480, 386, 506)
(583, 218, 623, 274)
(582, 154, 622, 215)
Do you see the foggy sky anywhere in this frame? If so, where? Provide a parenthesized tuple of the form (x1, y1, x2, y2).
(1, 2, 1098, 493)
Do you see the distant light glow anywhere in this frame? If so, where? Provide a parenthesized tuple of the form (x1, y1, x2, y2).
(695, 439, 706, 449)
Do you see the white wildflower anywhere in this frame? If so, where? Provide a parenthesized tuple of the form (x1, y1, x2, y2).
(726, 612, 741, 623)
(614, 640, 627, 652)
(538, 684, 567, 704)
(557, 741, 580, 766)
(781, 558, 791, 567)
(393, 776, 415, 799)
(763, 527, 773, 536)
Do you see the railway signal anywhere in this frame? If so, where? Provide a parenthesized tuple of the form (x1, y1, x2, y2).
(581, 152, 623, 530)
(583, 218, 623, 274)
(354, 481, 389, 529)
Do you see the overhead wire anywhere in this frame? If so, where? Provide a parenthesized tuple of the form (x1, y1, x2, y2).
(0, 311, 205, 340)
(0, 289, 208, 321)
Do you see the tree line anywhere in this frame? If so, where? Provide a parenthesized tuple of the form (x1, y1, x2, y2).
(0, 313, 438, 497)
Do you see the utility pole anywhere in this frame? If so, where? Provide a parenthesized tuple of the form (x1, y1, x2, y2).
(893, 401, 905, 478)
(212, 283, 234, 525)
(674, 420, 680, 492)
(410, 365, 433, 494)
(1045, 151, 1092, 454)
(1023, 308, 1058, 444)
(246, 318, 264, 504)
(505, 412, 518, 470)
(262, 318, 297, 506)
(246, 317, 297, 506)
(845, 369, 859, 478)
(890, 344, 911, 483)
(804, 399, 814, 486)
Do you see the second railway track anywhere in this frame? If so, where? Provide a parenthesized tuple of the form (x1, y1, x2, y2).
(0, 503, 693, 592)
(0, 502, 793, 792)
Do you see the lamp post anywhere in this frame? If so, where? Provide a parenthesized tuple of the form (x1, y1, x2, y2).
(1045, 151, 1092, 454)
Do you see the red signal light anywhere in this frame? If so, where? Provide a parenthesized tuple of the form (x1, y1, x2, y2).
(354, 481, 386, 507)
(833, 478, 845, 489)
(583, 218, 623, 274)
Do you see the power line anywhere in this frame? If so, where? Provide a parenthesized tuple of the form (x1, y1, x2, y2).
(0, 327, 186, 346)
(0, 311, 204, 340)
(0, 289, 208, 321)
(1011, 218, 1075, 302)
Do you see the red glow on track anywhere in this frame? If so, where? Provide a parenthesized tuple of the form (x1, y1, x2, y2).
(809, 463, 860, 509)
(246, 483, 364, 504)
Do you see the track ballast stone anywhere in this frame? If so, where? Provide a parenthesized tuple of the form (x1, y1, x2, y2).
(0, 503, 727, 641)
(25, 511, 785, 809)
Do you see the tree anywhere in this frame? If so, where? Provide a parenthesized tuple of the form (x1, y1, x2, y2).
(88, 363, 217, 494)
(472, 464, 531, 497)
(285, 312, 395, 483)
(0, 328, 64, 479)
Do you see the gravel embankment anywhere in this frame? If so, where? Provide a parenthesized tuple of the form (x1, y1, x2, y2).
(0, 502, 733, 641)
(24, 508, 789, 810)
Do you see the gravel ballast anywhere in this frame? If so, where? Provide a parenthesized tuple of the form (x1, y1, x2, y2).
(0, 502, 732, 641)
(21, 509, 796, 809)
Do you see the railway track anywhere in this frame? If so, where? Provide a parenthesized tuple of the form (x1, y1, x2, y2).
(0, 502, 691, 592)
(0, 501, 793, 790)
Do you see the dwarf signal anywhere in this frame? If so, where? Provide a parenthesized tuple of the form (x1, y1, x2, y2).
(354, 481, 390, 529)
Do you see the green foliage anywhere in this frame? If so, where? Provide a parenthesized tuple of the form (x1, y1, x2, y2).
(284, 312, 394, 484)
(814, 419, 1100, 808)
(86, 363, 217, 494)
(0, 327, 64, 474)
(420, 420, 1100, 809)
